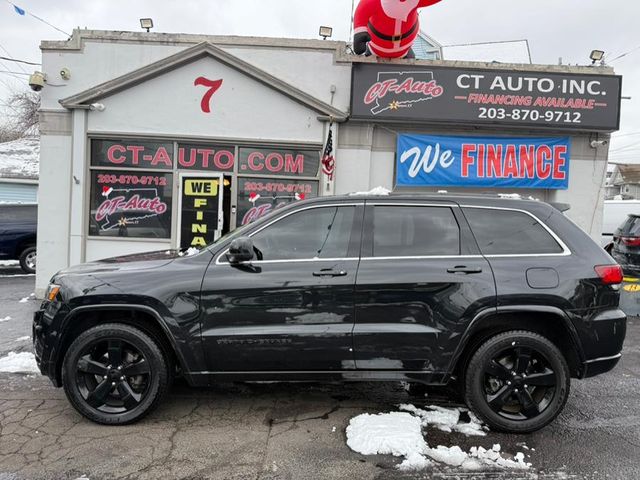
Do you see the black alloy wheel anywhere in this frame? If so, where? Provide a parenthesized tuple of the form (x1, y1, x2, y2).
(464, 330, 570, 433)
(62, 323, 170, 425)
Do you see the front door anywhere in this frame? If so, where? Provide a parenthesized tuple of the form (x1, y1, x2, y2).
(353, 202, 496, 372)
(178, 173, 225, 249)
(200, 203, 364, 372)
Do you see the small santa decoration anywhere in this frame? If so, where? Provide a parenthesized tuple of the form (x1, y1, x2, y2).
(353, 0, 443, 59)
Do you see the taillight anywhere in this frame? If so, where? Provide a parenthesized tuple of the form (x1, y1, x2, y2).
(594, 265, 623, 285)
(620, 236, 640, 247)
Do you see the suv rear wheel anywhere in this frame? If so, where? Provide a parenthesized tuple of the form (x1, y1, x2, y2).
(464, 330, 570, 433)
(19, 246, 36, 274)
(62, 323, 170, 425)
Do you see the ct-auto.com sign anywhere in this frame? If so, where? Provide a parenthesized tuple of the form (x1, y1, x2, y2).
(397, 134, 571, 189)
(351, 64, 622, 131)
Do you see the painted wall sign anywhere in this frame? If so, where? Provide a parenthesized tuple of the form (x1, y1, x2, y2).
(177, 144, 235, 172)
(351, 64, 622, 131)
(89, 170, 173, 238)
(238, 148, 320, 177)
(180, 176, 222, 248)
(91, 139, 174, 170)
(237, 178, 318, 225)
(396, 134, 571, 189)
(194, 77, 223, 113)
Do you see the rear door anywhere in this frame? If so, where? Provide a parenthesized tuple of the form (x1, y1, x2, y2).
(353, 201, 496, 372)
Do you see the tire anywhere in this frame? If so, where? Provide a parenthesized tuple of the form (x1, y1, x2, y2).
(62, 323, 170, 425)
(464, 330, 570, 434)
(18, 246, 36, 274)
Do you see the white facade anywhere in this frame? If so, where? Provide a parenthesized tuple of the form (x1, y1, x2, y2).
(36, 30, 616, 296)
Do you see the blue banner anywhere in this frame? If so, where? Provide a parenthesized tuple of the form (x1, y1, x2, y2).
(396, 134, 570, 189)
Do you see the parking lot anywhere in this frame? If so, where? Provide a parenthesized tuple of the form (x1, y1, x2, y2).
(1, 270, 639, 480)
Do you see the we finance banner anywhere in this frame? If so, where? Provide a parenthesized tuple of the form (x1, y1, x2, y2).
(396, 134, 570, 190)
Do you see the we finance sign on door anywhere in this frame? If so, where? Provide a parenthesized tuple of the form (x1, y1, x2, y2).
(396, 134, 570, 189)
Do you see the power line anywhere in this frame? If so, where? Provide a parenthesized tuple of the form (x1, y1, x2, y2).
(4, 0, 70, 37)
(0, 55, 40, 66)
(608, 44, 640, 63)
(0, 70, 29, 76)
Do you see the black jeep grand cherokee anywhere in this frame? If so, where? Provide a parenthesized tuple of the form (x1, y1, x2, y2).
(33, 194, 626, 433)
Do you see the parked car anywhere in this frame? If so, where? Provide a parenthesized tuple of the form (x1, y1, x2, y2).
(0, 203, 37, 273)
(601, 199, 640, 251)
(33, 194, 625, 433)
(610, 213, 640, 276)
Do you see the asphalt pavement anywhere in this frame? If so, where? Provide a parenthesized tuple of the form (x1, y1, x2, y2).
(0, 272, 638, 480)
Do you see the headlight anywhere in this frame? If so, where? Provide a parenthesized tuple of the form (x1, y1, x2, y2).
(45, 284, 61, 302)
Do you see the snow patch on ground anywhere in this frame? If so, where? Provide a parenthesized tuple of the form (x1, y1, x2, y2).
(179, 247, 200, 257)
(0, 352, 40, 374)
(18, 293, 35, 303)
(346, 405, 531, 472)
(15, 336, 30, 342)
(0, 260, 19, 267)
(0, 316, 11, 322)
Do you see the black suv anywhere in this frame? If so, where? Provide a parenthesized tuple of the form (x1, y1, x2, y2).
(611, 214, 640, 276)
(0, 203, 37, 273)
(33, 194, 626, 433)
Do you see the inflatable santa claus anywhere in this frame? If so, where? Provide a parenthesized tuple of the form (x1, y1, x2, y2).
(353, 0, 443, 59)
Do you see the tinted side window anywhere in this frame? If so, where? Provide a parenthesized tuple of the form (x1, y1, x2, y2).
(371, 206, 460, 257)
(463, 208, 563, 255)
(252, 206, 355, 260)
(0, 206, 37, 222)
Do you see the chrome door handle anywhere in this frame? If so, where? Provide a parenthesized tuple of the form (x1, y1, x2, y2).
(447, 266, 483, 274)
(313, 269, 348, 277)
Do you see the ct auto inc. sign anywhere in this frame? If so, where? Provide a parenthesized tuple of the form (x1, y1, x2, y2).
(351, 64, 622, 131)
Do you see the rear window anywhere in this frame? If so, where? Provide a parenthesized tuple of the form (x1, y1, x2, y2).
(618, 215, 640, 236)
(463, 207, 564, 255)
(0, 205, 37, 223)
(371, 206, 460, 257)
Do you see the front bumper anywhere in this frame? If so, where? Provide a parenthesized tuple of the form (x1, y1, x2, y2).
(32, 306, 61, 386)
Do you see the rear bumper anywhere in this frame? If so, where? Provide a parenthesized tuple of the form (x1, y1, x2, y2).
(582, 353, 622, 378)
(575, 308, 626, 378)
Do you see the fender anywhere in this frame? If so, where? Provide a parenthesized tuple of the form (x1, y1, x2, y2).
(445, 305, 586, 379)
(55, 303, 199, 384)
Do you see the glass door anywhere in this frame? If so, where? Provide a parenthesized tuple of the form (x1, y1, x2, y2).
(178, 173, 224, 249)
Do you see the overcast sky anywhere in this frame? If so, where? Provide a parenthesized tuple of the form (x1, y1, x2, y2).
(0, 0, 638, 161)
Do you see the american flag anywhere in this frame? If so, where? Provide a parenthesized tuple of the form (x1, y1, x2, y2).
(321, 124, 335, 180)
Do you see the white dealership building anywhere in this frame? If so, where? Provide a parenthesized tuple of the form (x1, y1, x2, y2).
(35, 29, 621, 295)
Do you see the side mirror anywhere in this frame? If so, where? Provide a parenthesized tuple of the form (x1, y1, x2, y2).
(226, 237, 255, 264)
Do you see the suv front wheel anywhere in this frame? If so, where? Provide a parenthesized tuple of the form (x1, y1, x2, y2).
(464, 330, 570, 433)
(62, 323, 170, 424)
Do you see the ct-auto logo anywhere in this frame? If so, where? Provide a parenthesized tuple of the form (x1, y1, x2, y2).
(363, 70, 444, 115)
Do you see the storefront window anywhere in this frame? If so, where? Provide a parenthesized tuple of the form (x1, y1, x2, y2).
(91, 139, 174, 170)
(237, 177, 319, 226)
(176, 143, 235, 172)
(89, 170, 173, 238)
(238, 147, 320, 177)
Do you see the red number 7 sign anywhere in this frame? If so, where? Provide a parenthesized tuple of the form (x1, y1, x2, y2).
(194, 77, 223, 113)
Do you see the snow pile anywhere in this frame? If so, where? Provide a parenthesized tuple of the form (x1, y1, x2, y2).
(15, 336, 30, 342)
(0, 316, 11, 322)
(0, 351, 40, 374)
(346, 405, 531, 472)
(349, 186, 392, 196)
(178, 247, 200, 257)
(0, 260, 19, 266)
(0, 137, 39, 179)
(399, 404, 486, 436)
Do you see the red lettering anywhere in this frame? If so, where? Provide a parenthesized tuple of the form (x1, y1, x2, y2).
(214, 150, 234, 170)
(536, 146, 552, 179)
(461, 144, 476, 178)
(265, 153, 284, 173)
(127, 146, 144, 165)
(248, 152, 264, 171)
(107, 145, 126, 164)
(503, 145, 518, 178)
(152, 147, 172, 167)
(486, 145, 502, 178)
(553, 146, 567, 180)
(178, 148, 196, 167)
(519, 146, 536, 178)
(198, 149, 214, 168)
(285, 154, 304, 174)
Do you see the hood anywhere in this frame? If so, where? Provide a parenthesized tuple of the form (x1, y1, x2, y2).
(55, 249, 182, 278)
